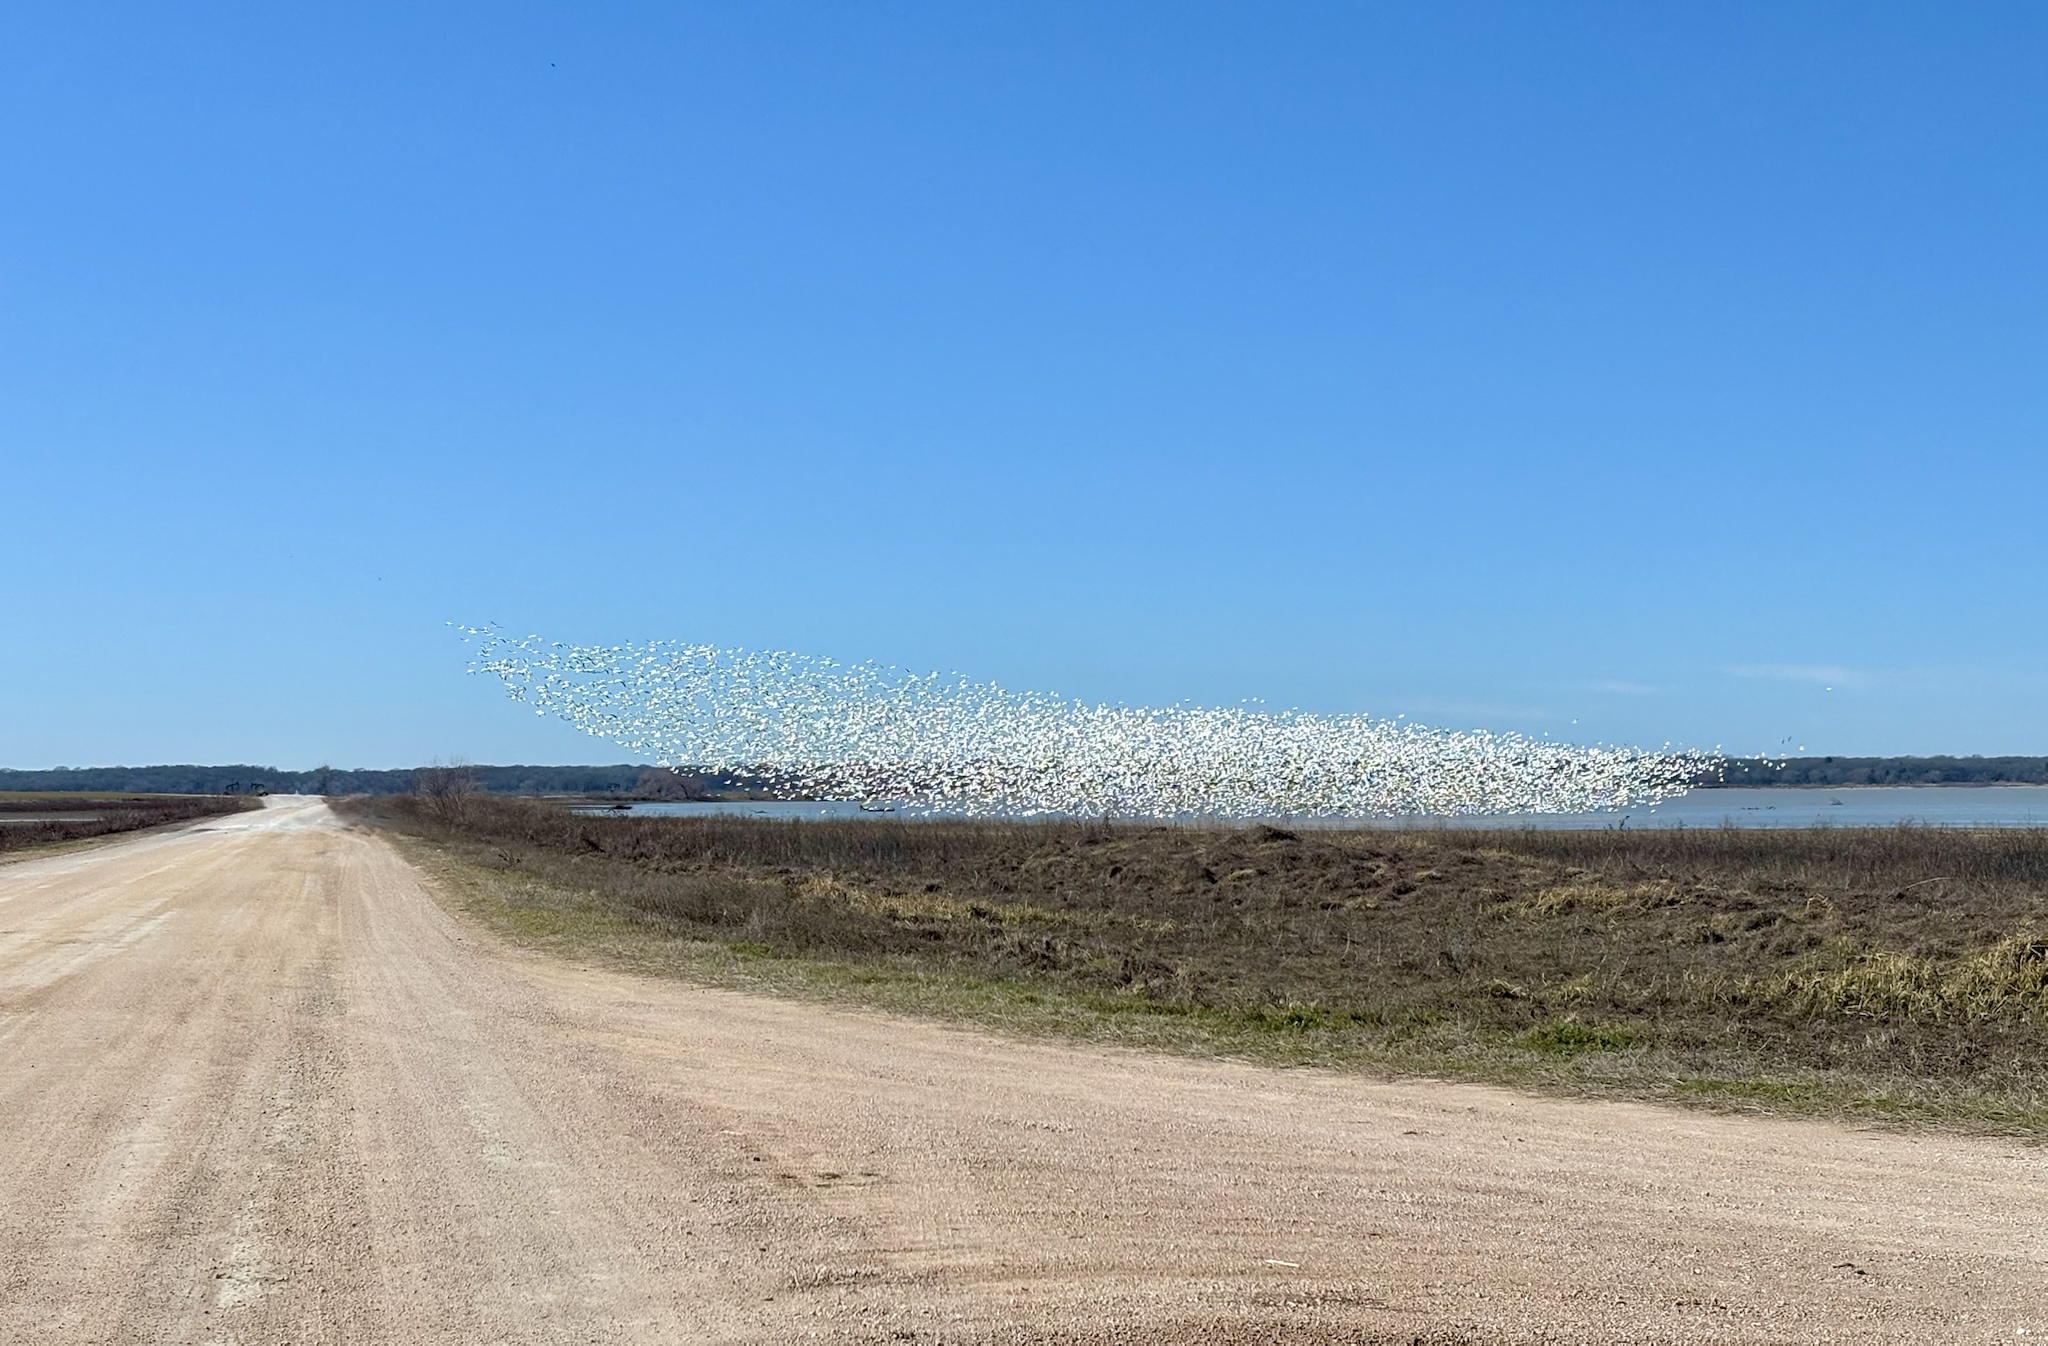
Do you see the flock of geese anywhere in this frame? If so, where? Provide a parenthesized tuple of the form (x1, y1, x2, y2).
(462, 628, 1715, 819)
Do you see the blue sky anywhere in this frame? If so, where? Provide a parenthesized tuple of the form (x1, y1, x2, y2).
(5, 2, 2045, 769)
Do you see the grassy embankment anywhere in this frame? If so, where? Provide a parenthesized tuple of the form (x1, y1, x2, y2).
(0, 793, 259, 856)
(340, 794, 2048, 1134)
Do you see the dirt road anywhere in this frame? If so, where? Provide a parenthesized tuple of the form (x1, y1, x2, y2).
(0, 797, 2040, 1344)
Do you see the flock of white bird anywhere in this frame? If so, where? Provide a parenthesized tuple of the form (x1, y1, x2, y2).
(463, 628, 1716, 819)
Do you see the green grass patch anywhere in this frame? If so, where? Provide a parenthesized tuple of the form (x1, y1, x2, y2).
(1519, 1021, 1640, 1055)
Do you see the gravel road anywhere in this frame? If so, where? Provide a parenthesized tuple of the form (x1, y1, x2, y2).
(0, 796, 2041, 1344)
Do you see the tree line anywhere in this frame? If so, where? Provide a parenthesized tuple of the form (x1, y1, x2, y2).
(0, 764, 751, 797)
(1700, 756, 2048, 787)
(6, 756, 2046, 798)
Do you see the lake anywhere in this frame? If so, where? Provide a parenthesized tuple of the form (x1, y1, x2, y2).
(576, 786, 2048, 830)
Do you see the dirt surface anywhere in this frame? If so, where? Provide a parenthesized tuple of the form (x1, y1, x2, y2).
(0, 797, 2041, 1344)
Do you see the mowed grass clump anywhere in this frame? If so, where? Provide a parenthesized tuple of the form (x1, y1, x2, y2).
(341, 794, 2048, 1133)
(0, 793, 258, 854)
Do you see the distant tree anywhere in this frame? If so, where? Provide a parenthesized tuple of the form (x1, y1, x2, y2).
(634, 767, 709, 800)
(415, 764, 481, 797)
(414, 764, 483, 821)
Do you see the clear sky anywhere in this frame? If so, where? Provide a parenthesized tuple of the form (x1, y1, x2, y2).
(5, 2, 2045, 770)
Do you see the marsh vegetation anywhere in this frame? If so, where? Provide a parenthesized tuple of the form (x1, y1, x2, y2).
(0, 794, 258, 854)
(342, 793, 2048, 1133)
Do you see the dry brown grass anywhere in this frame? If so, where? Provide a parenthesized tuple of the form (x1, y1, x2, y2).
(339, 794, 2048, 1133)
(0, 793, 258, 853)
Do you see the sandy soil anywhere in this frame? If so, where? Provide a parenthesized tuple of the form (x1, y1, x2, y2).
(0, 796, 2041, 1344)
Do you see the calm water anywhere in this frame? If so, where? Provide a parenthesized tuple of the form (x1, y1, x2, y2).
(576, 787, 2048, 830)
